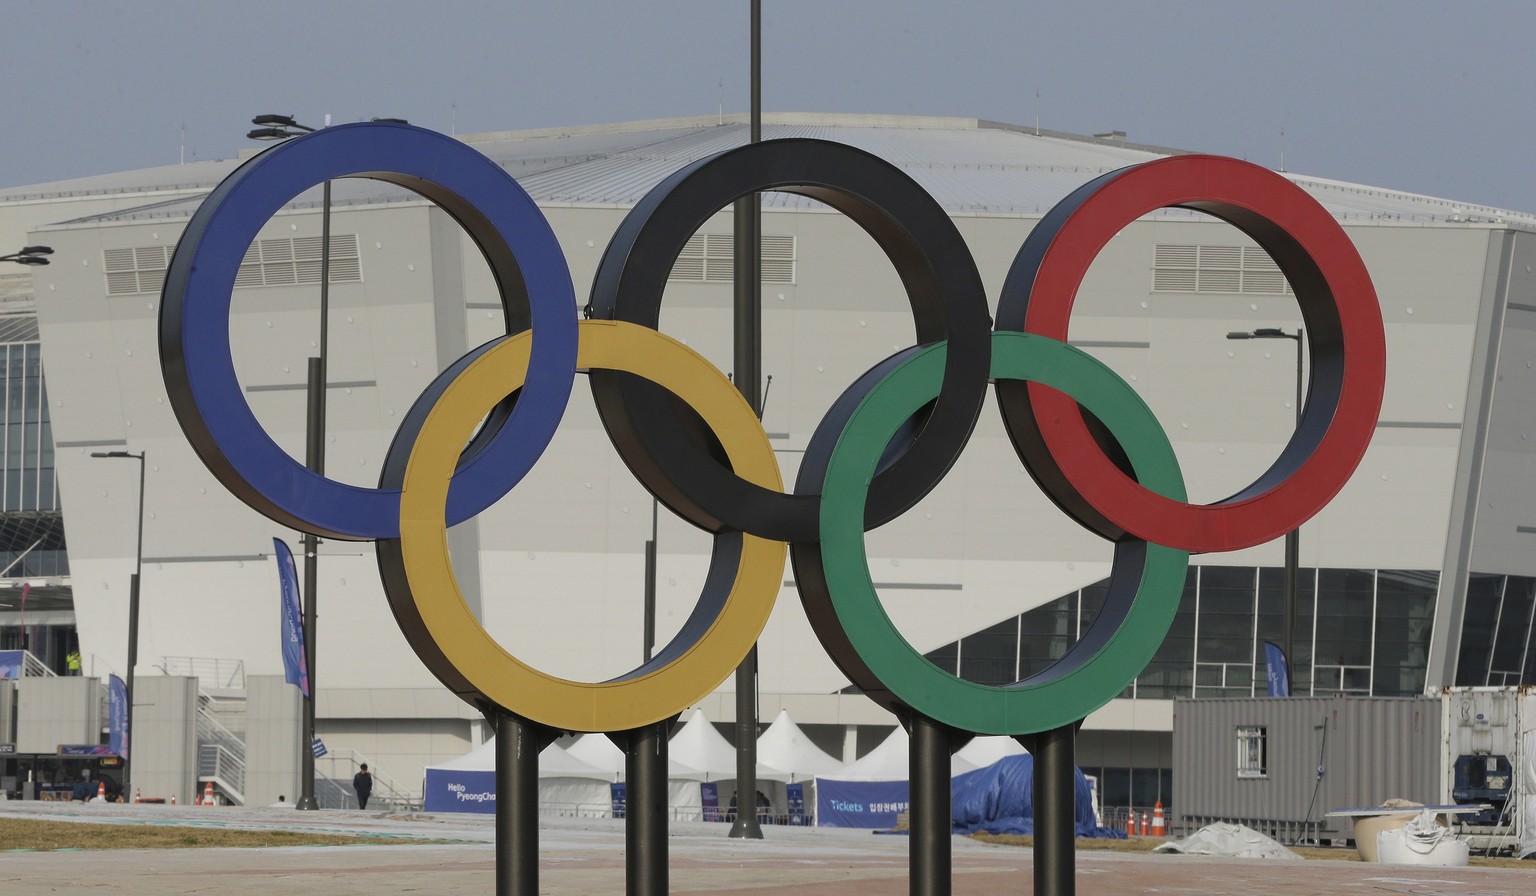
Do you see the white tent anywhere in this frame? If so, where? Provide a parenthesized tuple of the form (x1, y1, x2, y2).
(565, 731, 709, 780)
(669, 709, 792, 782)
(834, 726, 978, 780)
(668, 709, 804, 823)
(955, 735, 1029, 769)
(563, 730, 711, 820)
(428, 737, 610, 778)
(565, 733, 625, 778)
(421, 738, 614, 815)
(755, 710, 843, 782)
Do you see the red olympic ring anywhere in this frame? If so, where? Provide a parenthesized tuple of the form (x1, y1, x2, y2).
(996, 155, 1385, 552)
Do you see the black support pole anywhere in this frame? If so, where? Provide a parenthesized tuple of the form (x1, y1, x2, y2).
(910, 715, 952, 896)
(1029, 724, 1078, 896)
(296, 355, 324, 810)
(623, 721, 670, 896)
(495, 712, 544, 896)
(124, 572, 139, 794)
(728, 0, 765, 843)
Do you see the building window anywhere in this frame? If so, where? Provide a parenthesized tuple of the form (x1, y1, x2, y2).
(1236, 726, 1267, 778)
(104, 235, 363, 296)
(1152, 244, 1293, 295)
(233, 235, 362, 288)
(103, 246, 174, 296)
(668, 234, 796, 284)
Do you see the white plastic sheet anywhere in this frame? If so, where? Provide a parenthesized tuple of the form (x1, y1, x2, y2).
(1152, 823, 1300, 860)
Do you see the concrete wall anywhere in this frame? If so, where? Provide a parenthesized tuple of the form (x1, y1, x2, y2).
(16, 676, 100, 752)
(245, 674, 300, 807)
(133, 676, 197, 804)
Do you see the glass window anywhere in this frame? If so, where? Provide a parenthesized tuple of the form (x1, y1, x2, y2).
(1236, 726, 1267, 778)
(1373, 570, 1438, 695)
(960, 616, 1018, 685)
(1135, 569, 1198, 698)
(924, 642, 958, 677)
(1490, 575, 1534, 684)
(1019, 594, 1075, 680)
(1314, 569, 1374, 693)
(1456, 573, 1503, 686)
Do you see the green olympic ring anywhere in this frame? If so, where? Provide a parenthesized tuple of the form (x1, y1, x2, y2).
(813, 331, 1190, 734)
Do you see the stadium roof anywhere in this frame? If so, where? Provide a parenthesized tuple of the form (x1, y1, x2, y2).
(11, 113, 1535, 229)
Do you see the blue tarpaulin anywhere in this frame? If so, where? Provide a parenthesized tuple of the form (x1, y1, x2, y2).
(949, 755, 1124, 838)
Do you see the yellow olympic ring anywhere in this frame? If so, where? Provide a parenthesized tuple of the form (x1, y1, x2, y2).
(391, 320, 785, 731)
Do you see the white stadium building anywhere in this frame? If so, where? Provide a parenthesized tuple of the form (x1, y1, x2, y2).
(2, 113, 1534, 809)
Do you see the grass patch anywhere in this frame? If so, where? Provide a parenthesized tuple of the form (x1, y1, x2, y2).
(0, 818, 444, 852)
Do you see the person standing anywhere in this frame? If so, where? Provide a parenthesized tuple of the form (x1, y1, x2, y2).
(353, 763, 373, 810)
(66, 648, 81, 676)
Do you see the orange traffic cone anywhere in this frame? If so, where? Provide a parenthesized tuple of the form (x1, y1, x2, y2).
(1152, 800, 1165, 837)
(201, 781, 215, 806)
(170, 794, 176, 805)
(1139, 811, 1148, 836)
(1125, 812, 1136, 836)
(134, 787, 142, 804)
(96, 780, 106, 801)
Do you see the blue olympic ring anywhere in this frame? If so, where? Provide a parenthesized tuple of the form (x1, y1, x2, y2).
(159, 122, 579, 540)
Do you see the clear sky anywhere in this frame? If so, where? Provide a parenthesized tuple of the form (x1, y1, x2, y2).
(5, 1, 1535, 211)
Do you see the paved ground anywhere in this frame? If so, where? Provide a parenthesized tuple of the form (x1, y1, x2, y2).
(1, 801, 1532, 895)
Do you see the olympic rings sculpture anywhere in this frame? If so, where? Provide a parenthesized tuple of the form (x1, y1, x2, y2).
(160, 121, 1385, 736)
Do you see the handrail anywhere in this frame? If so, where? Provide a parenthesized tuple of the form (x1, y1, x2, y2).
(159, 657, 246, 690)
(317, 749, 418, 811)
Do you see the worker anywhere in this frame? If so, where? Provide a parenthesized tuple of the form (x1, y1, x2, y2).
(66, 648, 81, 676)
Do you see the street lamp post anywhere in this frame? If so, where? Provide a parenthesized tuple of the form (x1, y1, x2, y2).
(91, 450, 144, 795)
(250, 114, 327, 809)
(1, 245, 53, 266)
(248, 113, 404, 809)
(1226, 327, 1304, 687)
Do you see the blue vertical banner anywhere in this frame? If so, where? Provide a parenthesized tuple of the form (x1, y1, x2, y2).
(108, 674, 128, 759)
(700, 781, 720, 821)
(786, 783, 806, 825)
(1264, 640, 1291, 697)
(273, 538, 309, 696)
(610, 782, 627, 819)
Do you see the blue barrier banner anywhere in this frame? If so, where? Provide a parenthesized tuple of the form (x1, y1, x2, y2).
(815, 778, 909, 828)
(1264, 640, 1290, 697)
(108, 674, 128, 759)
(701, 781, 720, 821)
(611, 782, 627, 818)
(786, 782, 806, 825)
(423, 768, 496, 813)
(274, 538, 309, 696)
(0, 649, 21, 679)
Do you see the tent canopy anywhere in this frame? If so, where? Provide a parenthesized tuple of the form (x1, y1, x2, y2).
(425, 738, 611, 780)
(955, 735, 1028, 769)
(669, 708, 790, 782)
(755, 710, 843, 782)
(831, 726, 976, 781)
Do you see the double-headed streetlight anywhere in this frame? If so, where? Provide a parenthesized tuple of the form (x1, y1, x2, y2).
(1226, 327, 1304, 689)
(91, 450, 144, 795)
(1, 245, 52, 266)
(248, 113, 404, 809)
(250, 113, 328, 809)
